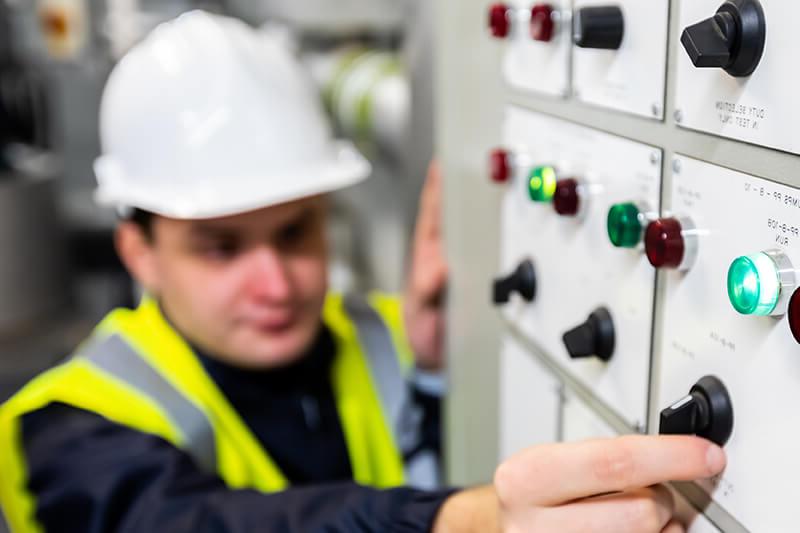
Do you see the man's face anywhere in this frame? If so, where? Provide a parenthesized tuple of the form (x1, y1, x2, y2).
(128, 196, 329, 369)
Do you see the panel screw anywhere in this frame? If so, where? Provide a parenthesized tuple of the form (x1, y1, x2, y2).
(674, 109, 683, 123)
(672, 158, 682, 174)
(651, 103, 662, 117)
(650, 152, 661, 165)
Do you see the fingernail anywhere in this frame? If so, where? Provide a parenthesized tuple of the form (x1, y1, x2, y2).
(706, 445, 726, 473)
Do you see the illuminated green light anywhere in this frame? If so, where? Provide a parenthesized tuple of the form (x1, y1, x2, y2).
(727, 252, 781, 316)
(607, 203, 643, 248)
(528, 166, 557, 202)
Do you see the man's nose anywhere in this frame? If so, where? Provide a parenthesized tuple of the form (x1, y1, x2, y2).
(245, 246, 293, 303)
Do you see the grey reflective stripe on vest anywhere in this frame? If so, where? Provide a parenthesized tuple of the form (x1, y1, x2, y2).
(343, 294, 440, 489)
(80, 334, 217, 472)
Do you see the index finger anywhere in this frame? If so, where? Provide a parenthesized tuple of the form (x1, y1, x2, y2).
(494, 435, 726, 507)
(416, 160, 443, 234)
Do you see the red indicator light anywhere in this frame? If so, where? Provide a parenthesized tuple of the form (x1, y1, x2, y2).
(489, 3, 511, 38)
(645, 218, 686, 269)
(530, 4, 555, 42)
(789, 288, 800, 344)
(553, 178, 580, 216)
(489, 148, 511, 183)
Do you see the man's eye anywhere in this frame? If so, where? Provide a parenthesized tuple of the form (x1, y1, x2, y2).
(203, 240, 240, 259)
(279, 221, 307, 244)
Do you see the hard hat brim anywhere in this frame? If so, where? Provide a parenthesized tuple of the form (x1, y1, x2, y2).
(94, 140, 372, 220)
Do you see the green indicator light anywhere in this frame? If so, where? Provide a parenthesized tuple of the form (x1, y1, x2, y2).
(607, 203, 643, 248)
(528, 166, 557, 202)
(727, 252, 781, 316)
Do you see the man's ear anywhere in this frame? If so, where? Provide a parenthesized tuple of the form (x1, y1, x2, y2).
(115, 221, 160, 294)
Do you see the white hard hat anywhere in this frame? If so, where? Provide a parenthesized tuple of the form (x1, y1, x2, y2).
(93, 10, 372, 219)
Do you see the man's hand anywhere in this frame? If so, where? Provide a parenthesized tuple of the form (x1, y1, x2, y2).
(404, 160, 448, 371)
(433, 435, 727, 533)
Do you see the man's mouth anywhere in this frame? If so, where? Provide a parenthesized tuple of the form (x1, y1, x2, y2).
(247, 315, 296, 333)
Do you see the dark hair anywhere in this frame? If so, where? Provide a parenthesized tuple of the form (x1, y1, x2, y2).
(128, 208, 155, 239)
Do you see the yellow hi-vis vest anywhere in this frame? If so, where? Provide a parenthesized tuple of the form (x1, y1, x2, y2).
(0, 292, 427, 533)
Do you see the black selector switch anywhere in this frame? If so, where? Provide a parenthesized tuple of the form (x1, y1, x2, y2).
(492, 260, 536, 305)
(680, 0, 766, 77)
(659, 376, 734, 446)
(573, 6, 625, 50)
(562, 307, 615, 361)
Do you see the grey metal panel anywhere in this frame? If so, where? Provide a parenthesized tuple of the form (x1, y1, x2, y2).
(435, 0, 506, 486)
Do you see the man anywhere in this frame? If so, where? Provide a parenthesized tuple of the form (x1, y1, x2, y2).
(0, 11, 725, 533)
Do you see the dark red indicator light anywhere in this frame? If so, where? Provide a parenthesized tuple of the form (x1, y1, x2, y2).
(789, 288, 800, 344)
(553, 178, 580, 216)
(489, 3, 511, 38)
(489, 148, 511, 183)
(530, 4, 555, 42)
(645, 218, 685, 268)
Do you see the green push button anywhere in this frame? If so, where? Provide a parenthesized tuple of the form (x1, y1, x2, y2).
(528, 166, 557, 203)
(727, 252, 780, 316)
(607, 203, 643, 248)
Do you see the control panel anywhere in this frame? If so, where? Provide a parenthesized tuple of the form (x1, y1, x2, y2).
(495, 107, 661, 430)
(438, 1, 800, 531)
(561, 389, 616, 441)
(499, 335, 562, 459)
(655, 156, 800, 531)
(674, 0, 800, 154)
(572, 0, 669, 119)
(489, 1, 572, 97)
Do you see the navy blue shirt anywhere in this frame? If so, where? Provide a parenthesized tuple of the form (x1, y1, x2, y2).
(19, 326, 451, 532)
